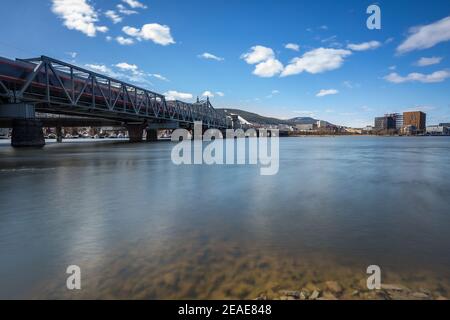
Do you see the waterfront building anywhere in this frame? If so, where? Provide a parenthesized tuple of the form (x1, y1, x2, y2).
(316, 120, 327, 128)
(401, 125, 417, 135)
(374, 115, 396, 131)
(385, 113, 403, 129)
(403, 111, 426, 133)
(426, 125, 450, 135)
(277, 124, 294, 131)
(295, 123, 317, 132)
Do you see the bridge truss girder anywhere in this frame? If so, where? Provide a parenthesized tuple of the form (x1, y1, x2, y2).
(0, 56, 229, 129)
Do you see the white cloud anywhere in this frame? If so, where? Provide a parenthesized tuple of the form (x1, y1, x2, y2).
(117, 4, 138, 15)
(266, 90, 280, 98)
(347, 41, 381, 51)
(384, 70, 450, 83)
(316, 89, 339, 97)
(241, 46, 283, 77)
(115, 62, 138, 72)
(85, 64, 116, 76)
(241, 46, 275, 64)
(164, 91, 193, 101)
(319, 25, 328, 30)
(66, 51, 78, 59)
(122, 24, 175, 46)
(281, 47, 352, 76)
(198, 52, 224, 61)
(105, 10, 122, 24)
(388, 65, 397, 70)
(116, 36, 134, 45)
(114, 62, 150, 85)
(122, 26, 140, 37)
(253, 58, 283, 77)
(51, 0, 108, 37)
(285, 43, 300, 51)
(84, 61, 154, 87)
(342, 80, 356, 89)
(202, 91, 214, 98)
(96, 26, 109, 33)
(321, 35, 337, 43)
(149, 74, 169, 81)
(397, 16, 450, 54)
(416, 56, 443, 67)
(122, 0, 147, 9)
(216, 91, 225, 97)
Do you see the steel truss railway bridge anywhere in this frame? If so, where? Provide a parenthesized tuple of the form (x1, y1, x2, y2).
(0, 55, 231, 147)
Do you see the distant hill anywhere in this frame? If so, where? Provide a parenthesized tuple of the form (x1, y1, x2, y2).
(289, 117, 318, 125)
(219, 108, 292, 126)
(219, 108, 333, 126)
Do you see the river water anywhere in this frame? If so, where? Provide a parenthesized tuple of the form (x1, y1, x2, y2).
(0, 137, 449, 299)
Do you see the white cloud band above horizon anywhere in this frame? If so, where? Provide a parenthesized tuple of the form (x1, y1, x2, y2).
(384, 70, 450, 83)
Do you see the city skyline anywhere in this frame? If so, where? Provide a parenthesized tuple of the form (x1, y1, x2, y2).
(0, 0, 449, 127)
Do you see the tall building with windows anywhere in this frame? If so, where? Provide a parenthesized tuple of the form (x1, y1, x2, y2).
(374, 115, 396, 131)
(387, 113, 403, 130)
(403, 111, 426, 133)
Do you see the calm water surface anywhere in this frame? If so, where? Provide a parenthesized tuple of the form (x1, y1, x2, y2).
(0, 137, 449, 299)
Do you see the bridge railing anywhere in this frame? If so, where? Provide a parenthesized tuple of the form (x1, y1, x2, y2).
(0, 56, 229, 128)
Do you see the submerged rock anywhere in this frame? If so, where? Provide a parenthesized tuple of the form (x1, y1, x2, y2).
(325, 281, 343, 293)
(411, 292, 430, 299)
(300, 290, 310, 300)
(381, 283, 405, 291)
(278, 290, 300, 299)
(309, 290, 320, 300)
(321, 292, 338, 300)
(280, 295, 296, 300)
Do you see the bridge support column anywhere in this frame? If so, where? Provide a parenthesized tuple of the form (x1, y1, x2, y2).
(56, 126, 63, 143)
(220, 129, 228, 139)
(146, 129, 158, 142)
(126, 124, 146, 142)
(11, 119, 45, 148)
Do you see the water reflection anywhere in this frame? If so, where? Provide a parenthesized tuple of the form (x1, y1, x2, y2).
(0, 137, 449, 299)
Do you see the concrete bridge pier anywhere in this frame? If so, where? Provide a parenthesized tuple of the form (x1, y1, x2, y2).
(146, 129, 158, 142)
(126, 123, 146, 142)
(56, 126, 63, 143)
(0, 103, 45, 148)
(11, 119, 45, 148)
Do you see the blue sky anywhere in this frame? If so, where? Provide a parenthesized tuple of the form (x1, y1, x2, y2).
(0, 0, 449, 127)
